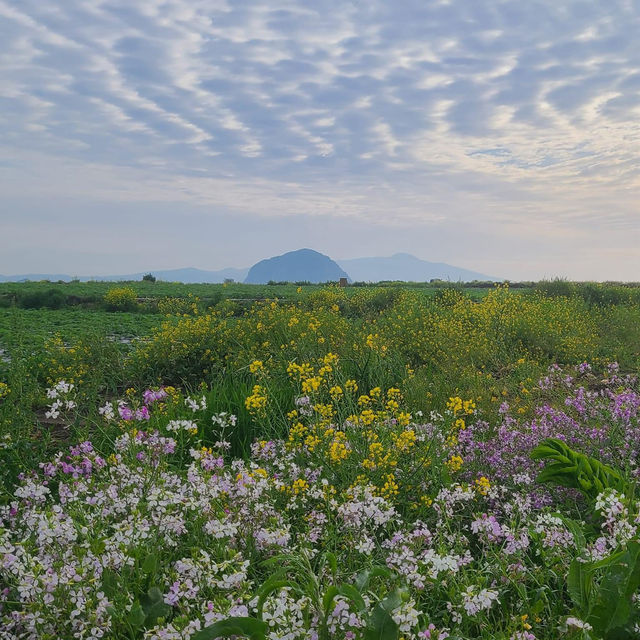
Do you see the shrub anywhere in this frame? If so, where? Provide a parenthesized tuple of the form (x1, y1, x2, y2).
(18, 288, 67, 309)
(103, 286, 138, 312)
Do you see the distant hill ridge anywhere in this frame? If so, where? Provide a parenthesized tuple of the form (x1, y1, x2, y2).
(0, 251, 498, 283)
(337, 252, 496, 282)
(0, 267, 250, 284)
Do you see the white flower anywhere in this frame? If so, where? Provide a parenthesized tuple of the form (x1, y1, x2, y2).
(461, 586, 499, 616)
(98, 403, 115, 420)
(566, 617, 593, 630)
(185, 396, 207, 412)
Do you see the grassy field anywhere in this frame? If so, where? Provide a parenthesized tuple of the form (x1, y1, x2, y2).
(0, 279, 499, 310)
(2, 281, 640, 638)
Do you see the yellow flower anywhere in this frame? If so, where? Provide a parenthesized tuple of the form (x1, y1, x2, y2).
(386, 387, 402, 400)
(445, 455, 463, 473)
(454, 418, 466, 431)
(301, 376, 322, 394)
(329, 385, 343, 401)
(360, 409, 375, 425)
(249, 360, 264, 374)
(314, 403, 334, 419)
(385, 399, 399, 412)
(396, 412, 412, 427)
(378, 473, 399, 499)
(420, 495, 433, 507)
(447, 396, 463, 414)
(291, 478, 309, 494)
(288, 422, 307, 441)
(393, 429, 416, 451)
(328, 432, 350, 463)
(345, 379, 358, 393)
(245, 385, 268, 416)
(304, 434, 321, 452)
(322, 352, 339, 366)
(475, 476, 491, 495)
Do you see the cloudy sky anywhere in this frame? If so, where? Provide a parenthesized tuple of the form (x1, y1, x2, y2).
(1, 0, 639, 280)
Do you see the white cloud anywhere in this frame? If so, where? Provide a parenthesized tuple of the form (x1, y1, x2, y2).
(1, 0, 639, 278)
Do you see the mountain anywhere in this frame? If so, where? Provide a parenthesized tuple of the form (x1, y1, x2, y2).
(337, 253, 497, 282)
(91, 267, 250, 284)
(0, 267, 249, 284)
(0, 253, 496, 284)
(245, 249, 350, 284)
(0, 273, 75, 283)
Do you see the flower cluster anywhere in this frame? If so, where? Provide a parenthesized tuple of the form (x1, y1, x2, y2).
(44, 379, 76, 419)
(5, 372, 638, 640)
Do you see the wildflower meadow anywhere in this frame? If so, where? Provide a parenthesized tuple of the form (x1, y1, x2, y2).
(2, 282, 640, 639)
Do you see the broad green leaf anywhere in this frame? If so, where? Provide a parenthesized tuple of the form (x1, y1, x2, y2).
(191, 617, 268, 640)
(101, 568, 119, 599)
(140, 586, 171, 626)
(587, 542, 640, 636)
(365, 604, 398, 640)
(567, 559, 590, 614)
(141, 553, 159, 575)
(126, 602, 146, 629)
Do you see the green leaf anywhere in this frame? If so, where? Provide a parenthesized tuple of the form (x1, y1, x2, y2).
(559, 516, 587, 550)
(141, 553, 159, 575)
(355, 566, 393, 593)
(530, 443, 563, 460)
(567, 559, 590, 614)
(191, 617, 268, 640)
(255, 574, 292, 619)
(126, 602, 146, 629)
(140, 586, 171, 626)
(323, 584, 367, 619)
(587, 542, 640, 636)
(364, 589, 403, 640)
(365, 604, 399, 640)
(531, 438, 627, 499)
(101, 568, 119, 599)
(323, 551, 338, 577)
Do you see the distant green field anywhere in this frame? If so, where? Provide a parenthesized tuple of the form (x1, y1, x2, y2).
(0, 279, 499, 299)
(0, 282, 497, 367)
(0, 279, 500, 311)
(0, 308, 161, 353)
(0, 280, 303, 304)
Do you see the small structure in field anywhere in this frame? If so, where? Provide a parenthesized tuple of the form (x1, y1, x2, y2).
(339, 277, 348, 287)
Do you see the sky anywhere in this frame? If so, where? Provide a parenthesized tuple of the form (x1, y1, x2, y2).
(1, 0, 639, 281)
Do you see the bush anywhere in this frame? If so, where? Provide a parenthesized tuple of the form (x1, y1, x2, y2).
(535, 278, 576, 298)
(103, 286, 138, 312)
(20, 288, 67, 309)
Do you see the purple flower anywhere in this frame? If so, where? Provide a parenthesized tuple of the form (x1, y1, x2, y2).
(118, 405, 134, 421)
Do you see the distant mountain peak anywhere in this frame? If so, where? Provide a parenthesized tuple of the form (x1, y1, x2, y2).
(390, 252, 419, 260)
(245, 249, 350, 284)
